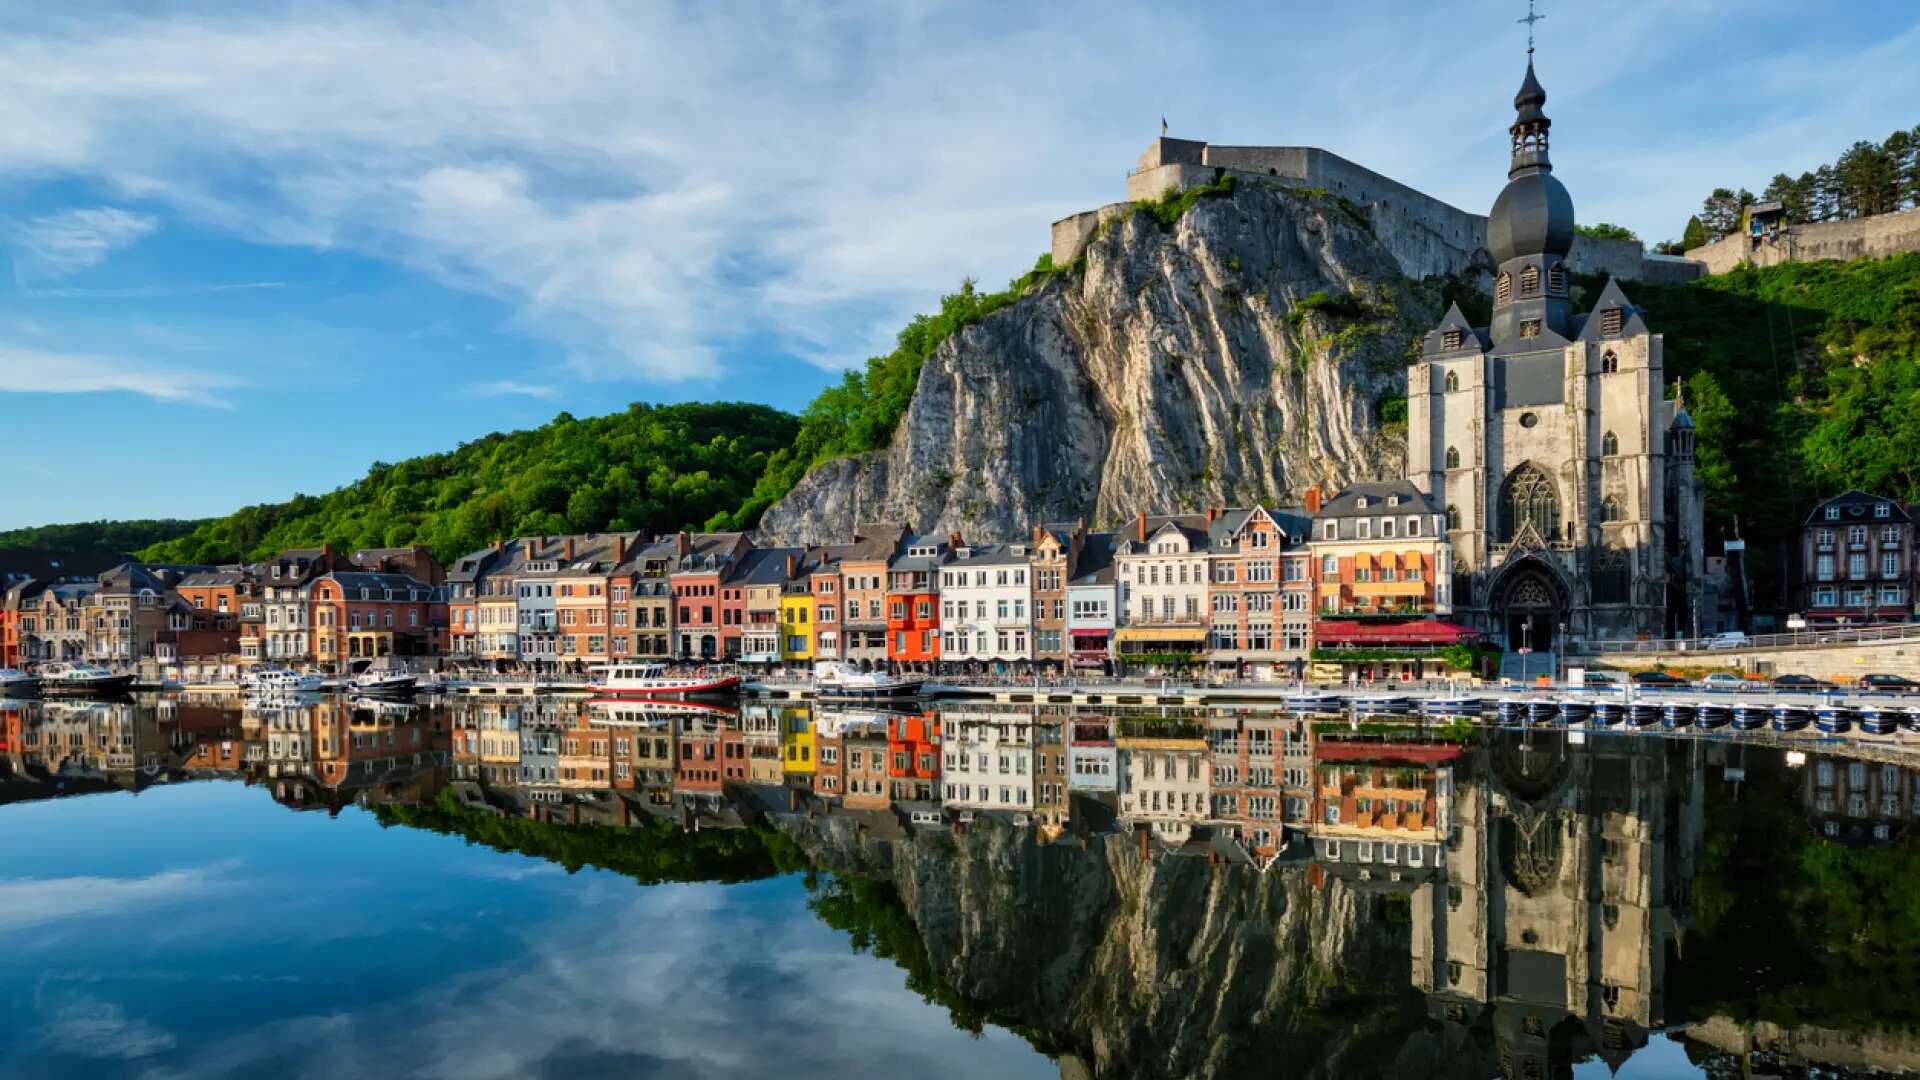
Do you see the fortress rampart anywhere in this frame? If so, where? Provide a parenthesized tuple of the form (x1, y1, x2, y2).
(1684, 204, 1920, 275)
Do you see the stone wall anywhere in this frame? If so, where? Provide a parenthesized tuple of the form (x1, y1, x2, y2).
(1054, 139, 1704, 286)
(1685, 205, 1920, 275)
(1586, 636, 1920, 681)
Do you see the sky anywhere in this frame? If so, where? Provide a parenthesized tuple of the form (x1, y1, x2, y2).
(2, 0, 1917, 530)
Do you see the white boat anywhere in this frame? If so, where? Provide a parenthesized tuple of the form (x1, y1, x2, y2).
(350, 670, 419, 698)
(586, 662, 741, 698)
(37, 662, 137, 696)
(588, 697, 739, 727)
(245, 667, 325, 694)
(0, 668, 41, 696)
(812, 661, 924, 701)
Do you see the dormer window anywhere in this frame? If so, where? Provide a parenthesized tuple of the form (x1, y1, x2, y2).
(1441, 329, 1464, 351)
(1876, 503, 1891, 518)
(1600, 308, 1623, 336)
(1826, 506, 1840, 521)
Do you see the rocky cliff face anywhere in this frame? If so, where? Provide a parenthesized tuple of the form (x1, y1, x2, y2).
(759, 181, 1438, 543)
(778, 813, 1433, 1079)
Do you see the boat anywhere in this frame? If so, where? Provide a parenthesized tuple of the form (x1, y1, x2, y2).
(811, 661, 924, 702)
(1858, 704, 1900, 736)
(1555, 698, 1594, 725)
(1814, 701, 1856, 734)
(1771, 703, 1812, 732)
(0, 668, 41, 696)
(1420, 696, 1483, 717)
(349, 670, 420, 698)
(1353, 694, 1416, 716)
(36, 662, 136, 696)
(1282, 692, 1346, 713)
(1732, 703, 1770, 730)
(1526, 700, 1560, 726)
(245, 667, 325, 694)
(1660, 701, 1696, 728)
(348, 694, 419, 718)
(1496, 699, 1526, 725)
(1592, 701, 1625, 726)
(1694, 702, 1732, 730)
(586, 662, 741, 699)
(813, 707, 900, 738)
(1627, 701, 1662, 728)
(1902, 707, 1920, 735)
(588, 697, 740, 728)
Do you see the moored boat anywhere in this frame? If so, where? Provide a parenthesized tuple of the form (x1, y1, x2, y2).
(1694, 702, 1732, 730)
(1420, 696, 1483, 717)
(1496, 699, 1526, 725)
(1627, 701, 1662, 727)
(812, 661, 924, 701)
(1732, 703, 1770, 730)
(587, 662, 741, 699)
(1353, 694, 1416, 716)
(349, 670, 420, 698)
(1526, 700, 1560, 726)
(1858, 704, 1899, 736)
(245, 667, 324, 694)
(37, 662, 136, 696)
(0, 668, 41, 696)
(1283, 692, 1346, 713)
(1661, 701, 1696, 728)
(1772, 702, 1812, 732)
(1814, 701, 1856, 734)
(1592, 701, 1625, 726)
(1555, 697, 1594, 725)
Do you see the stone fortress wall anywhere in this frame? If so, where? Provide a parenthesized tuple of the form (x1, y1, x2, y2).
(1051, 136, 1704, 285)
(1684, 204, 1920, 275)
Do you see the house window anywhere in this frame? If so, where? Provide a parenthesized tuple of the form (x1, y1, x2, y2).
(1445, 446, 1460, 469)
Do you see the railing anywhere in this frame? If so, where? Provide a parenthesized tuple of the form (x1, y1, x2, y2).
(1577, 620, 1920, 656)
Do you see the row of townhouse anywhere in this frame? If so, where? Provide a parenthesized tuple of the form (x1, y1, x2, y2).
(0, 544, 446, 671)
(435, 482, 1462, 676)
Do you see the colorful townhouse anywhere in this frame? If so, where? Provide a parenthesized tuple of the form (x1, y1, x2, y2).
(778, 563, 817, 668)
(807, 545, 843, 662)
(309, 569, 443, 664)
(1064, 534, 1118, 671)
(886, 711, 941, 804)
(1113, 514, 1212, 666)
(554, 533, 628, 666)
(736, 548, 789, 665)
(938, 542, 1033, 670)
(671, 532, 751, 661)
(1030, 522, 1086, 668)
(886, 534, 953, 671)
(837, 524, 909, 668)
(617, 537, 677, 659)
(1798, 490, 1915, 625)
(1306, 482, 1464, 680)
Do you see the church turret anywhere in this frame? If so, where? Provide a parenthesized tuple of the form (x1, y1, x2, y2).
(1486, 57, 1575, 349)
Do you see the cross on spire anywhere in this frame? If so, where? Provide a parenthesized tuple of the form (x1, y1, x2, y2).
(1517, 0, 1545, 56)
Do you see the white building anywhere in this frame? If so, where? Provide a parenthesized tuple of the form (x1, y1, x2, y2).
(941, 711, 1035, 814)
(1113, 514, 1213, 662)
(1118, 734, 1212, 844)
(1065, 533, 1119, 670)
(938, 544, 1033, 667)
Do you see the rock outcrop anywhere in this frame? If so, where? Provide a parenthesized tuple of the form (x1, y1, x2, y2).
(758, 180, 1440, 543)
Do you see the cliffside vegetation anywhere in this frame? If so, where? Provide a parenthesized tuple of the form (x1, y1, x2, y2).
(1681, 122, 1919, 245)
(132, 402, 796, 566)
(0, 518, 204, 561)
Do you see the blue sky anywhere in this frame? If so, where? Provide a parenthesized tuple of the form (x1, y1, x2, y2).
(3, 0, 1917, 530)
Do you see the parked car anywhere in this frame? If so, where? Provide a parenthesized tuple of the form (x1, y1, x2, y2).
(1858, 673, 1920, 692)
(1631, 670, 1689, 689)
(1706, 631, 1749, 650)
(1771, 673, 1836, 692)
(1697, 672, 1751, 692)
(1579, 670, 1625, 689)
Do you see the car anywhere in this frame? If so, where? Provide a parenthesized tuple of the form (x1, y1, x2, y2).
(1697, 672, 1750, 692)
(1859, 673, 1920, 692)
(1771, 673, 1836, 692)
(1578, 670, 1625, 690)
(1631, 670, 1689, 689)
(1706, 631, 1749, 650)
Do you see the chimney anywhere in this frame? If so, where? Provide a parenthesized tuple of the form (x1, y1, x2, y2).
(676, 531, 691, 558)
(1137, 512, 1147, 542)
(1032, 524, 1043, 545)
(612, 534, 627, 563)
(1206, 506, 1218, 524)
(785, 554, 797, 579)
(491, 538, 504, 554)
(523, 539, 537, 561)
(563, 537, 576, 562)
(1305, 488, 1322, 515)
(947, 531, 962, 552)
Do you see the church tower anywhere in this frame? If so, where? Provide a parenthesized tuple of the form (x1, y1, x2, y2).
(1405, 52, 1707, 654)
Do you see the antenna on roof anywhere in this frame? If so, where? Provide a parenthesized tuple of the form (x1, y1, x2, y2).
(1517, 0, 1545, 56)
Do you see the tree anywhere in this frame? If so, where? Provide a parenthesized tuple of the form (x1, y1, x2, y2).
(1680, 215, 1709, 251)
(1699, 188, 1743, 238)
(1575, 222, 1639, 243)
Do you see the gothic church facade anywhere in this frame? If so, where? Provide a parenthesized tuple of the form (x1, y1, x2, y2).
(1406, 60, 1706, 650)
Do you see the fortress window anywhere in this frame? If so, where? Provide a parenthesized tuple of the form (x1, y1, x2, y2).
(1495, 272, 1512, 303)
(1446, 505, 1462, 530)
(1600, 350, 1619, 374)
(1444, 369, 1460, 392)
(1547, 265, 1567, 295)
(1519, 319, 1542, 338)
(1600, 307, 1624, 336)
(1519, 265, 1540, 296)
(1601, 430, 1619, 457)
(1445, 446, 1461, 469)
(1442, 331, 1464, 353)
(1600, 496, 1624, 522)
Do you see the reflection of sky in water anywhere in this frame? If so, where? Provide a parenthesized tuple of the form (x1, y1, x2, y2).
(0, 783, 1055, 1080)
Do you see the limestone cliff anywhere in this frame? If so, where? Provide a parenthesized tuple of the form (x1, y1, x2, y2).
(758, 180, 1439, 543)
(778, 813, 1435, 1079)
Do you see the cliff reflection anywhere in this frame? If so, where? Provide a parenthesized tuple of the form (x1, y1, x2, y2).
(3, 695, 1919, 1078)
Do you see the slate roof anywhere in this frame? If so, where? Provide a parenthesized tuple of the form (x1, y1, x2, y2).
(1314, 481, 1441, 520)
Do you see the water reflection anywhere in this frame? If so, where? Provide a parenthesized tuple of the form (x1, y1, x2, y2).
(3, 695, 1919, 1078)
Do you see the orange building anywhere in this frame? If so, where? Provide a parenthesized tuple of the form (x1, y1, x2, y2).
(885, 535, 955, 670)
(886, 711, 941, 803)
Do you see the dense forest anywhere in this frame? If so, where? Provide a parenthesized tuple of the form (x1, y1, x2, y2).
(0, 517, 205, 559)
(133, 402, 798, 565)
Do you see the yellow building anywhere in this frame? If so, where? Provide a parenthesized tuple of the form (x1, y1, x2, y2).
(780, 589, 815, 663)
(780, 707, 816, 779)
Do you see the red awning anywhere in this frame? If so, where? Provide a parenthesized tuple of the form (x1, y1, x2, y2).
(1314, 619, 1478, 647)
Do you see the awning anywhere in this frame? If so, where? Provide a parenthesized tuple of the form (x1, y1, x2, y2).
(1114, 625, 1208, 644)
(1314, 619, 1478, 647)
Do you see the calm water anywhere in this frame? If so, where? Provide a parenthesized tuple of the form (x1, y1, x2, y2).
(2, 695, 1917, 1079)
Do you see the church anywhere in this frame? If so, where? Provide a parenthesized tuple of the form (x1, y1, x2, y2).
(1405, 57, 1706, 652)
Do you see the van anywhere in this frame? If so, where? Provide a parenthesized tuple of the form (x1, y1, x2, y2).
(1706, 631, 1749, 650)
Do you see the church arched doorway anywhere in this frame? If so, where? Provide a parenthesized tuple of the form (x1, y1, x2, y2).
(1488, 560, 1569, 653)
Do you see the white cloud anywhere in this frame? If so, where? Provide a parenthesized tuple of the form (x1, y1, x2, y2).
(0, 861, 236, 931)
(11, 206, 158, 281)
(0, 345, 240, 406)
(466, 378, 559, 400)
(34, 996, 177, 1061)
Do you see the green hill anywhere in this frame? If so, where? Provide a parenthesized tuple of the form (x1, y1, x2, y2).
(133, 401, 798, 566)
(0, 518, 206, 561)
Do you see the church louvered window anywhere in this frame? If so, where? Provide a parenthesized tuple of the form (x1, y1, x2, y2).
(1600, 350, 1619, 374)
(1445, 446, 1461, 469)
(1500, 463, 1560, 544)
(1444, 369, 1460, 391)
(1593, 547, 1630, 604)
(1547, 264, 1566, 295)
(1600, 307, 1624, 336)
(1519, 265, 1540, 296)
(1495, 272, 1512, 303)
(1601, 430, 1619, 456)
(1442, 330, 1464, 351)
